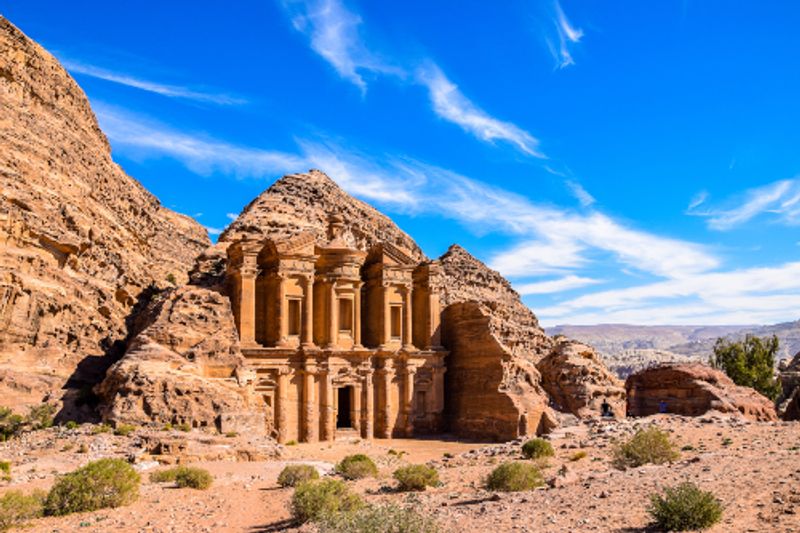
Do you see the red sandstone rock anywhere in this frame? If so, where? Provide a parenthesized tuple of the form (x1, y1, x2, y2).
(625, 363, 777, 421)
(538, 339, 626, 418)
(0, 18, 208, 411)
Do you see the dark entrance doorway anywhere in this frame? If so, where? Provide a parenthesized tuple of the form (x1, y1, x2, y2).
(337, 386, 352, 428)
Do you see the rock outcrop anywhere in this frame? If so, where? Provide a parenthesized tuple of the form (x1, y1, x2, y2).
(442, 302, 556, 440)
(626, 363, 777, 422)
(537, 339, 626, 418)
(96, 286, 264, 433)
(778, 352, 800, 419)
(438, 245, 552, 360)
(0, 18, 209, 413)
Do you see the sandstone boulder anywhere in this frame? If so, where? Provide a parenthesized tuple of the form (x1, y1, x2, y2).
(538, 339, 626, 418)
(96, 286, 265, 433)
(0, 18, 208, 412)
(626, 363, 777, 421)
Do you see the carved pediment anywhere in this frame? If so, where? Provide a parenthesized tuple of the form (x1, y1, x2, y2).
(276, 232, 316, 257)
(367, 242, 415, 267)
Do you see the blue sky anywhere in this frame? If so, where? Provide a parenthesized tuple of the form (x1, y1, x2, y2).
(6, 1, 800, 326)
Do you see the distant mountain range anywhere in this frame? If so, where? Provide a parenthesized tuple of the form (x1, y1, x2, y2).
(547, 320, 800, 378)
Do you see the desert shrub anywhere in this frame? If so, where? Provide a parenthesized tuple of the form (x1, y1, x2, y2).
(0, 461, 10, 481)
(64, 421, 79, 430)
(92, 423, 112, 434)
(521, 438, 555, 460)
(44, 458, 140, 515)
(162, 423, 173, 431)
(150, 467, 180, 483)
(648, 482, 723, 531)
(285, 439, 298, 446)
(278, 464, 319, 488)
(175, 467, 213, 489)
(393, 464, 439, 491)
(569, 451, 588, 462)
(710, 334, 782, 400)
(177, 423, 191, 432)
(224, 431, 238, 438)
(0, 490, 46, 531)
(336, 454, 378, 480)
(485, 462, 545, 492)
(26, 404, 55, 430)
(114, 424, 136, 437)
(320, 502, 440, 533)
(613, 427, 679, 469)
(291, 479, 363, 523)
(0, 408, 23, 441)
(77, 443, 88, 454)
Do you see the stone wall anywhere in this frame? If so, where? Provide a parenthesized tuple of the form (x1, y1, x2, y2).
(442, 302, 555, 441)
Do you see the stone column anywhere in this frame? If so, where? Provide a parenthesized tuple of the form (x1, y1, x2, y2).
(239, 257, 258, 347)
(362, 367, 374, 439)
(303, 363, 318, 443)
(381, 283, 391, 347)
(276, 368, 290, 444)
(402, 285, 414, 350)
(302, 275, 315, 348)
(429, 290, 442, 349)
(404, 365, 416, 436)
(326, 282, 337, 349)
(353, 283, 363, 348)
(320, 366, 334, 441)
(277, 273, 289, 347)
(380, 360, 395, 438)
(433, 366, 446, 414)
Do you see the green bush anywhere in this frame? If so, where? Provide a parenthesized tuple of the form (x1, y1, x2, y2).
(0, 408, 23, 442)
(285, 439, 298, 446)
(710, 334, 782, 400)
(92, 423, 112, 434)
(336, 454, 378, 480)
(320, 502, 440, 533)
(64, 421, 79, 430)
(521, 438, 555, 460)
(44, 458, 140, 515)
(291, 479, 363, 523)
(0, 490, 46, 531)
(150, 467, 181, 483)
(0, 460, 10, 482)
(648, 482, 723, 531)
(175, 467, 213, 489)
(393, 464, 439, 491)
(114, 424, 136, 437)
(613, 427, 680, 469)
(569, 451, 588, 461)
(278, 464, 320, 488)
(485, 462, 545, 492)
(26, 404, 55, 430)
(177, 423, 191, 432)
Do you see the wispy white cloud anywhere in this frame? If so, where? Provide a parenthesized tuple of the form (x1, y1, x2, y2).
(548, 1, 584, 69)
(689, 178, 800, 230)
(205, 226, 224, 236)
(61, 59, 246, 105)
(281, 0, 401, 93)
(95, 104, 305, 178)
(566, 180, 595, 207)
(415, 63, 544, 157)
(516, 275, 602, 295)
(537, 261, 800, 326)
(226, 213, 239, 221)
(687, 190, 708, 210)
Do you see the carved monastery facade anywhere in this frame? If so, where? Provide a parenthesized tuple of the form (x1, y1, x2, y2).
(226, 215, 446, 443)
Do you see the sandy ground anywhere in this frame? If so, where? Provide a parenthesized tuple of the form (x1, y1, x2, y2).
(2, 414, 799, 532)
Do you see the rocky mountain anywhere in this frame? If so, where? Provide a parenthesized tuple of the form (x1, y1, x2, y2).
(549, 322, 800, 377)
(0, 18, 209, 415)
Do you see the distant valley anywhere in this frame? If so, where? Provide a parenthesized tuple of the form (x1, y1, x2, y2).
(547, 320, 800, 378)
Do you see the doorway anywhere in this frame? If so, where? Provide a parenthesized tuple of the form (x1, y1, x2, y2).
(337, 386, 352, 428)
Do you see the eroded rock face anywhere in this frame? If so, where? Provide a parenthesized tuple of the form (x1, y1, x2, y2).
(438, 245, 552, 360)
(96, 286, 264, 433)
(538, 339, 626, 418)
(0, 18, 209, 410)
(778, 352, 800, 419)
(626, 363, 777, 422)
(442, 302, 556, 441)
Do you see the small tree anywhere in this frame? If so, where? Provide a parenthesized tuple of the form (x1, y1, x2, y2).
(710, 335, 782, 400)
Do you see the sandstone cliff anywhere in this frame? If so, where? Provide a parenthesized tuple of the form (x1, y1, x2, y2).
(0, 18, 209, 414)
(537, 339, 626, 418)
(626, 363, 777, 422)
